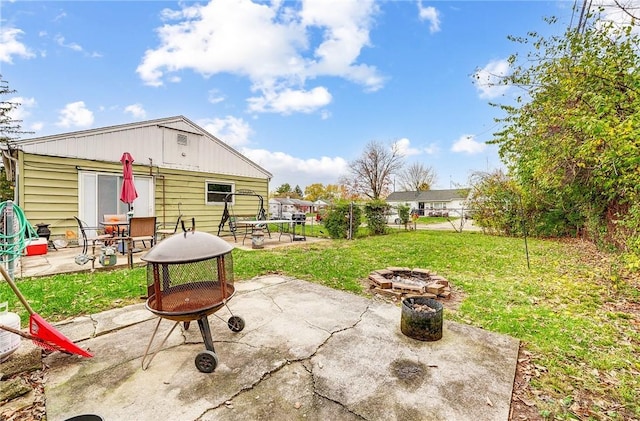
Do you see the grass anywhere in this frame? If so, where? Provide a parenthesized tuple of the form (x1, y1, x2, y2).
(1, 229, 638, 419)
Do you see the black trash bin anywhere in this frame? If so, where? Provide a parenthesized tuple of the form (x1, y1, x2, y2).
(400, 297, 443, 341)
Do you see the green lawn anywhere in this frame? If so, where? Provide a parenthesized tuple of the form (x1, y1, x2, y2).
(1, 229, 638, 420)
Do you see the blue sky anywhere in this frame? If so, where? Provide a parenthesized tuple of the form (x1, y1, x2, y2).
(1, 0, 579, 192)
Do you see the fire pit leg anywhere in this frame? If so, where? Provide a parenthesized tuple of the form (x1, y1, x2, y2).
(142, 318, 181, 370)
(197, 317, 216, 352)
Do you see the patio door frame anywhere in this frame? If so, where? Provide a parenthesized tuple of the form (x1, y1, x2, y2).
(78, 171, 154, 228)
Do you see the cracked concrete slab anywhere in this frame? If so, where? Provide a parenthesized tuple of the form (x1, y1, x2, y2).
(44, 276, 519, 421)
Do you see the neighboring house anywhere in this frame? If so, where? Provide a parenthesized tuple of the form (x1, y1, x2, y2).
(269, 197, 296, 219)
(313, 199, 329, 213)
(386, 189, 470, 217)
(268, 197, 313, 219)
(1, 116, 272, 241)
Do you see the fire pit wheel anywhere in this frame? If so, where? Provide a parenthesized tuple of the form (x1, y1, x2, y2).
(195, 350, 219, 373)
(228, 316, 245, 332)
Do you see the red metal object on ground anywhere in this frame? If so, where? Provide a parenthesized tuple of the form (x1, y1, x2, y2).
(0, 265, 92, 357)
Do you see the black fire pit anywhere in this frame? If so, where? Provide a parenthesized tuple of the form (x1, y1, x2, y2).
(400, 297, 443, 341)
(141, 225, 245, 373)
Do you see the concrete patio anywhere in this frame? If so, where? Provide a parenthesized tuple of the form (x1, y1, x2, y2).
(6, 227, 519, 421)
(44, 276, 520, 421)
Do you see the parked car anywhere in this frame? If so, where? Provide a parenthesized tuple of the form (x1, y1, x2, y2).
(387, 213, 402, 224)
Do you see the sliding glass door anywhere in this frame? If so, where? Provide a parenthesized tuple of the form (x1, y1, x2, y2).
(79, 171, 153, 227)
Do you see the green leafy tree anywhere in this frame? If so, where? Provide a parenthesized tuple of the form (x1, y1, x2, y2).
(275, 183, 291, 195)
(304, 183, 326, 202)
(486, 13, 640, 249)
(397, 203, 411, 227)
(323, 202, 362, 239)
(293, 185, 303, 198)
(466, 170, 524, 236)
(363, 200, 389, 235)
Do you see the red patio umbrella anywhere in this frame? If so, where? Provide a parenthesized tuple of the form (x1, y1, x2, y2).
(120, 152, 138, 212)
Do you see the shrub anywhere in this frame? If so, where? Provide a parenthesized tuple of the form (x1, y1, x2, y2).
(324, 202, 362, 239)
(364, 200, 389, 235)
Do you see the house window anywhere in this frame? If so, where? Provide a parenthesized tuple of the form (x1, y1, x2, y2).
(206, 181, 234, 205)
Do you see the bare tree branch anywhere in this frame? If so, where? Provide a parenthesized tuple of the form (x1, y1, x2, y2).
(345, 140, 405, 200)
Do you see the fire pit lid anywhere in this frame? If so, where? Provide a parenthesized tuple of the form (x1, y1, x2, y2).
(142, 230, 233, 264)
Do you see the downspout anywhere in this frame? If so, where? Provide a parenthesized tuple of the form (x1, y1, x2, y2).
(149, 158, 166, 226)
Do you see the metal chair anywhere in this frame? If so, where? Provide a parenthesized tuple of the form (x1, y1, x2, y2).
(74, 217, 113, 270)
(156, 214, 183, 241)
(126, 216, 157, 268)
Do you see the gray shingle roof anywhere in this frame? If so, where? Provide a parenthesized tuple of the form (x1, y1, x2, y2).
(386, 188, 469, 202)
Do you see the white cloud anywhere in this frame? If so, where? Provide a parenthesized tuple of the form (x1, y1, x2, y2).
(56, 101, 94, 128)
(473, 58, 510, 99)
(451, 135, 486, 154)
(124, 103, 146, 119)
(199, 115, 253, 148)
(54, 34, 82, 52)
(417, 2, 441, 33)
(393, 138, 421, 157)
(53, 34, 101, 57)
(5, 96, 36, 121)
(424, 142, 439, 155)
(30, 121, 44, 132)
(393, 138, 440, 156)
(208, 89, 225, 104)
(136, 0, 382, 115)
(242, 147, 348, 188)
(247, 86, 332, 114)
(0, 27, 35, 63)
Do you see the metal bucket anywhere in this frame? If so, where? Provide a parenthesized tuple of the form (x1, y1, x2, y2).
(400, 297, 443, 341)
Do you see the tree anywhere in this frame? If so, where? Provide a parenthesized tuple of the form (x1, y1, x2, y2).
(398, 162, 437, 192)
(1, 75, 30, 201)
(304, 183, 325, 201)
(0, 76, 23, 141)
(485, 12, 640, 249)
(340, 140, 404, 200)
(325, 184, 342, 201)
(323, 201, 362, 239)
(466, 170, 523, 236)
(275, 183, 291, 195)
(363, 199, 389, 235)
(293, 185, 303, 198)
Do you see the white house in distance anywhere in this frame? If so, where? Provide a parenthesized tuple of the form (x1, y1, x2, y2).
(386, 189, 470, 217)
(269, 197, 314, 219)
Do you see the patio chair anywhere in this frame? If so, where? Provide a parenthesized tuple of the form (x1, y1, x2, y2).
(102, 214, 128, 237)
(126, 216, 157, 268)
(156, 213, 183, 241)
(74, 217, 113, 269)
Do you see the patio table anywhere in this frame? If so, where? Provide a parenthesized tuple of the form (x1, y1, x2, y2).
(100, 220, 130, 254)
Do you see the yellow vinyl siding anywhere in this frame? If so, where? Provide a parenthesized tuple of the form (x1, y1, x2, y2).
(18, 153, 81, 237)
(18, 152, 268, 241)
(152, 167, 268, 235)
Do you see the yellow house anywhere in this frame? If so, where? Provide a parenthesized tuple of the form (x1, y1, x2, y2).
(1, 116, 272, 241)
